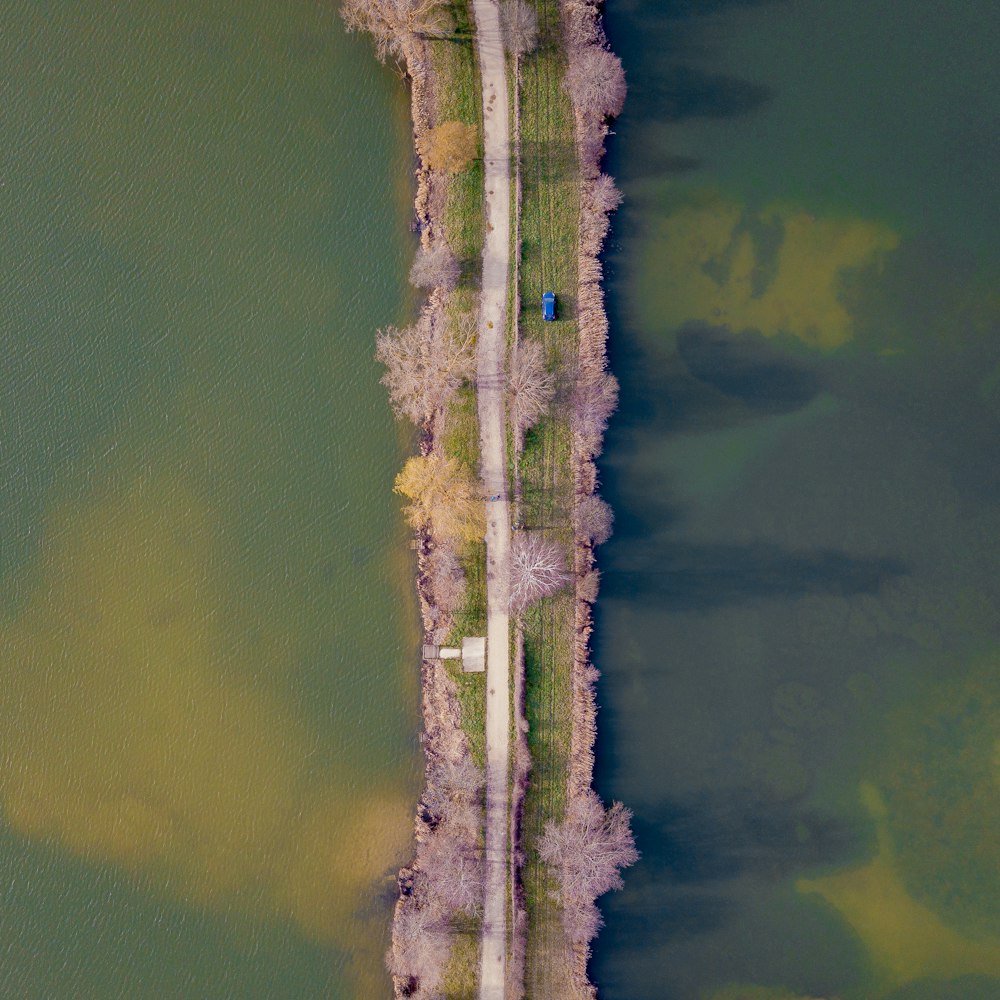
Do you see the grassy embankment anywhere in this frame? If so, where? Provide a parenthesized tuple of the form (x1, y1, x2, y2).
(428, 4, 487, 996)
(432, 0, 486, 764)
(512, 0, 583, 995)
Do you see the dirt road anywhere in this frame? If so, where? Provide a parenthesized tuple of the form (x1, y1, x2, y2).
(470, 0, 512, 997)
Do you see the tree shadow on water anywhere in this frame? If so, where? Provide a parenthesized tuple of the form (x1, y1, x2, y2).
(635, 64, 774, 123)
(675, 324, 825, 416)
(595, 788, 864, 953)
(602, 541, 907, 611)
(635, 792, 865, 887)
(605, 324, 825, 451)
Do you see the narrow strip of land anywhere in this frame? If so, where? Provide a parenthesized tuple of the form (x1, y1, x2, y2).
(470, 0, 512, 997)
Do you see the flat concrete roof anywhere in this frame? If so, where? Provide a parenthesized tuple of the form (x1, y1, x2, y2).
(461, 636, 486, 672)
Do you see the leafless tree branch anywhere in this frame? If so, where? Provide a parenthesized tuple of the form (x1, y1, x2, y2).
(410, 242, 461, 292)
(509, 533, 571, 612)
(341, 0, 451, 64)
(388, 900, 452, 995)
(563, 45, 626, 119)
(508, 338, 556, 444)
(417, 831, 485, 917)
(540, 790, 638, 901)
(376, 314, 475, 424)
(501, 0, 539, 56)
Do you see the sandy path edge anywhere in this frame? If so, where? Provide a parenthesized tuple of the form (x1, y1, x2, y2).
(470, 0, 513, 997)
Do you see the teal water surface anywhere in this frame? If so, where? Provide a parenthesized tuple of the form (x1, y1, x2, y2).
(594, 2, 1000, 999)
(0, 2, 419, 997)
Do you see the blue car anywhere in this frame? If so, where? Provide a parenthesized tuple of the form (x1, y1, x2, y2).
(542, 291, 556, 321)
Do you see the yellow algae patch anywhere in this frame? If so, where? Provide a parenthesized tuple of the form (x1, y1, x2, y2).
(706, 987, 838, 1000)
(639, 193, 899, 349)
(0, 472, 409, 942)
(877, 654, 1000, 938)
(279, 789, 412, 941)
(797, 784, 1000, 992)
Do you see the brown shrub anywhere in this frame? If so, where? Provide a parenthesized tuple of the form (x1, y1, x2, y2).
(577, 568, 600, 605)
(425, 544, 467, 616)
(563, 897, 604, 946)
(422, 121, 478, 173)
(572, 373, 619, 456)
(591, 173, 624, 213)
(422, 755, 483, 831)
(576, 494, 614, 546)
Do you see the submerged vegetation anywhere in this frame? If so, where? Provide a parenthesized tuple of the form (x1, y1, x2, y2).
(877, 654, 1000, 938)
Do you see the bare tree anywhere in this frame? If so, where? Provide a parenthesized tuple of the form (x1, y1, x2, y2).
(387, 901, 452, 994)
(395, 454, 486, 545)
(591, 173, 623, 214)
(417, 832, 484, 917)
(422, 121, 478, 173)
(508, 339, 556, 443)
(376, 314, 474, 424)
(539, 790, 638, 905)
(572, 372, 619, 455)
(562, 897, 604, 945)
(509, 533, 571, 612)
(501, 0, 539, 57)
(575, 494, 614, 546)
(426, 543, 467, 616)
(563, 45, 626, 119)
(422, 756, 483, 826)
(578, 568, 601, 605)
(342, 0, 451, 64)
(410, 242, 461, 292)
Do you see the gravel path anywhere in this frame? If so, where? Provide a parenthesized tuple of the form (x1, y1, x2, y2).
(470, 1, 512, 997)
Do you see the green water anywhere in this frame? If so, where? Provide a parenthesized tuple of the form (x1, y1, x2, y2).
(0, 2, 419, 997)
(594, 2, 1000, 999)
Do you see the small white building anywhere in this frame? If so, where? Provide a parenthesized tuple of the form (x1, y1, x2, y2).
(460, 636, 486, 673)
(422, 637, 486, 673)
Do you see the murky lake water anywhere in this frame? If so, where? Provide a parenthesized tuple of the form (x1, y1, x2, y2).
(0, 2, 419, 997)
(593, 2, 1000, 999)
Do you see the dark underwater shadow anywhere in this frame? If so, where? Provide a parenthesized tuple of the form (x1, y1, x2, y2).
(636, 791, 865, 886)
(602, 321, 826, 453)
(602, 541, 906, 611)
(611, 0, 787, 27)
(589, 788, 865, 955)
(593, 320, 834, 575)
(676, 324, 824, 414)
(605, 0, 780, 122)
(634, 64, 773, 123)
